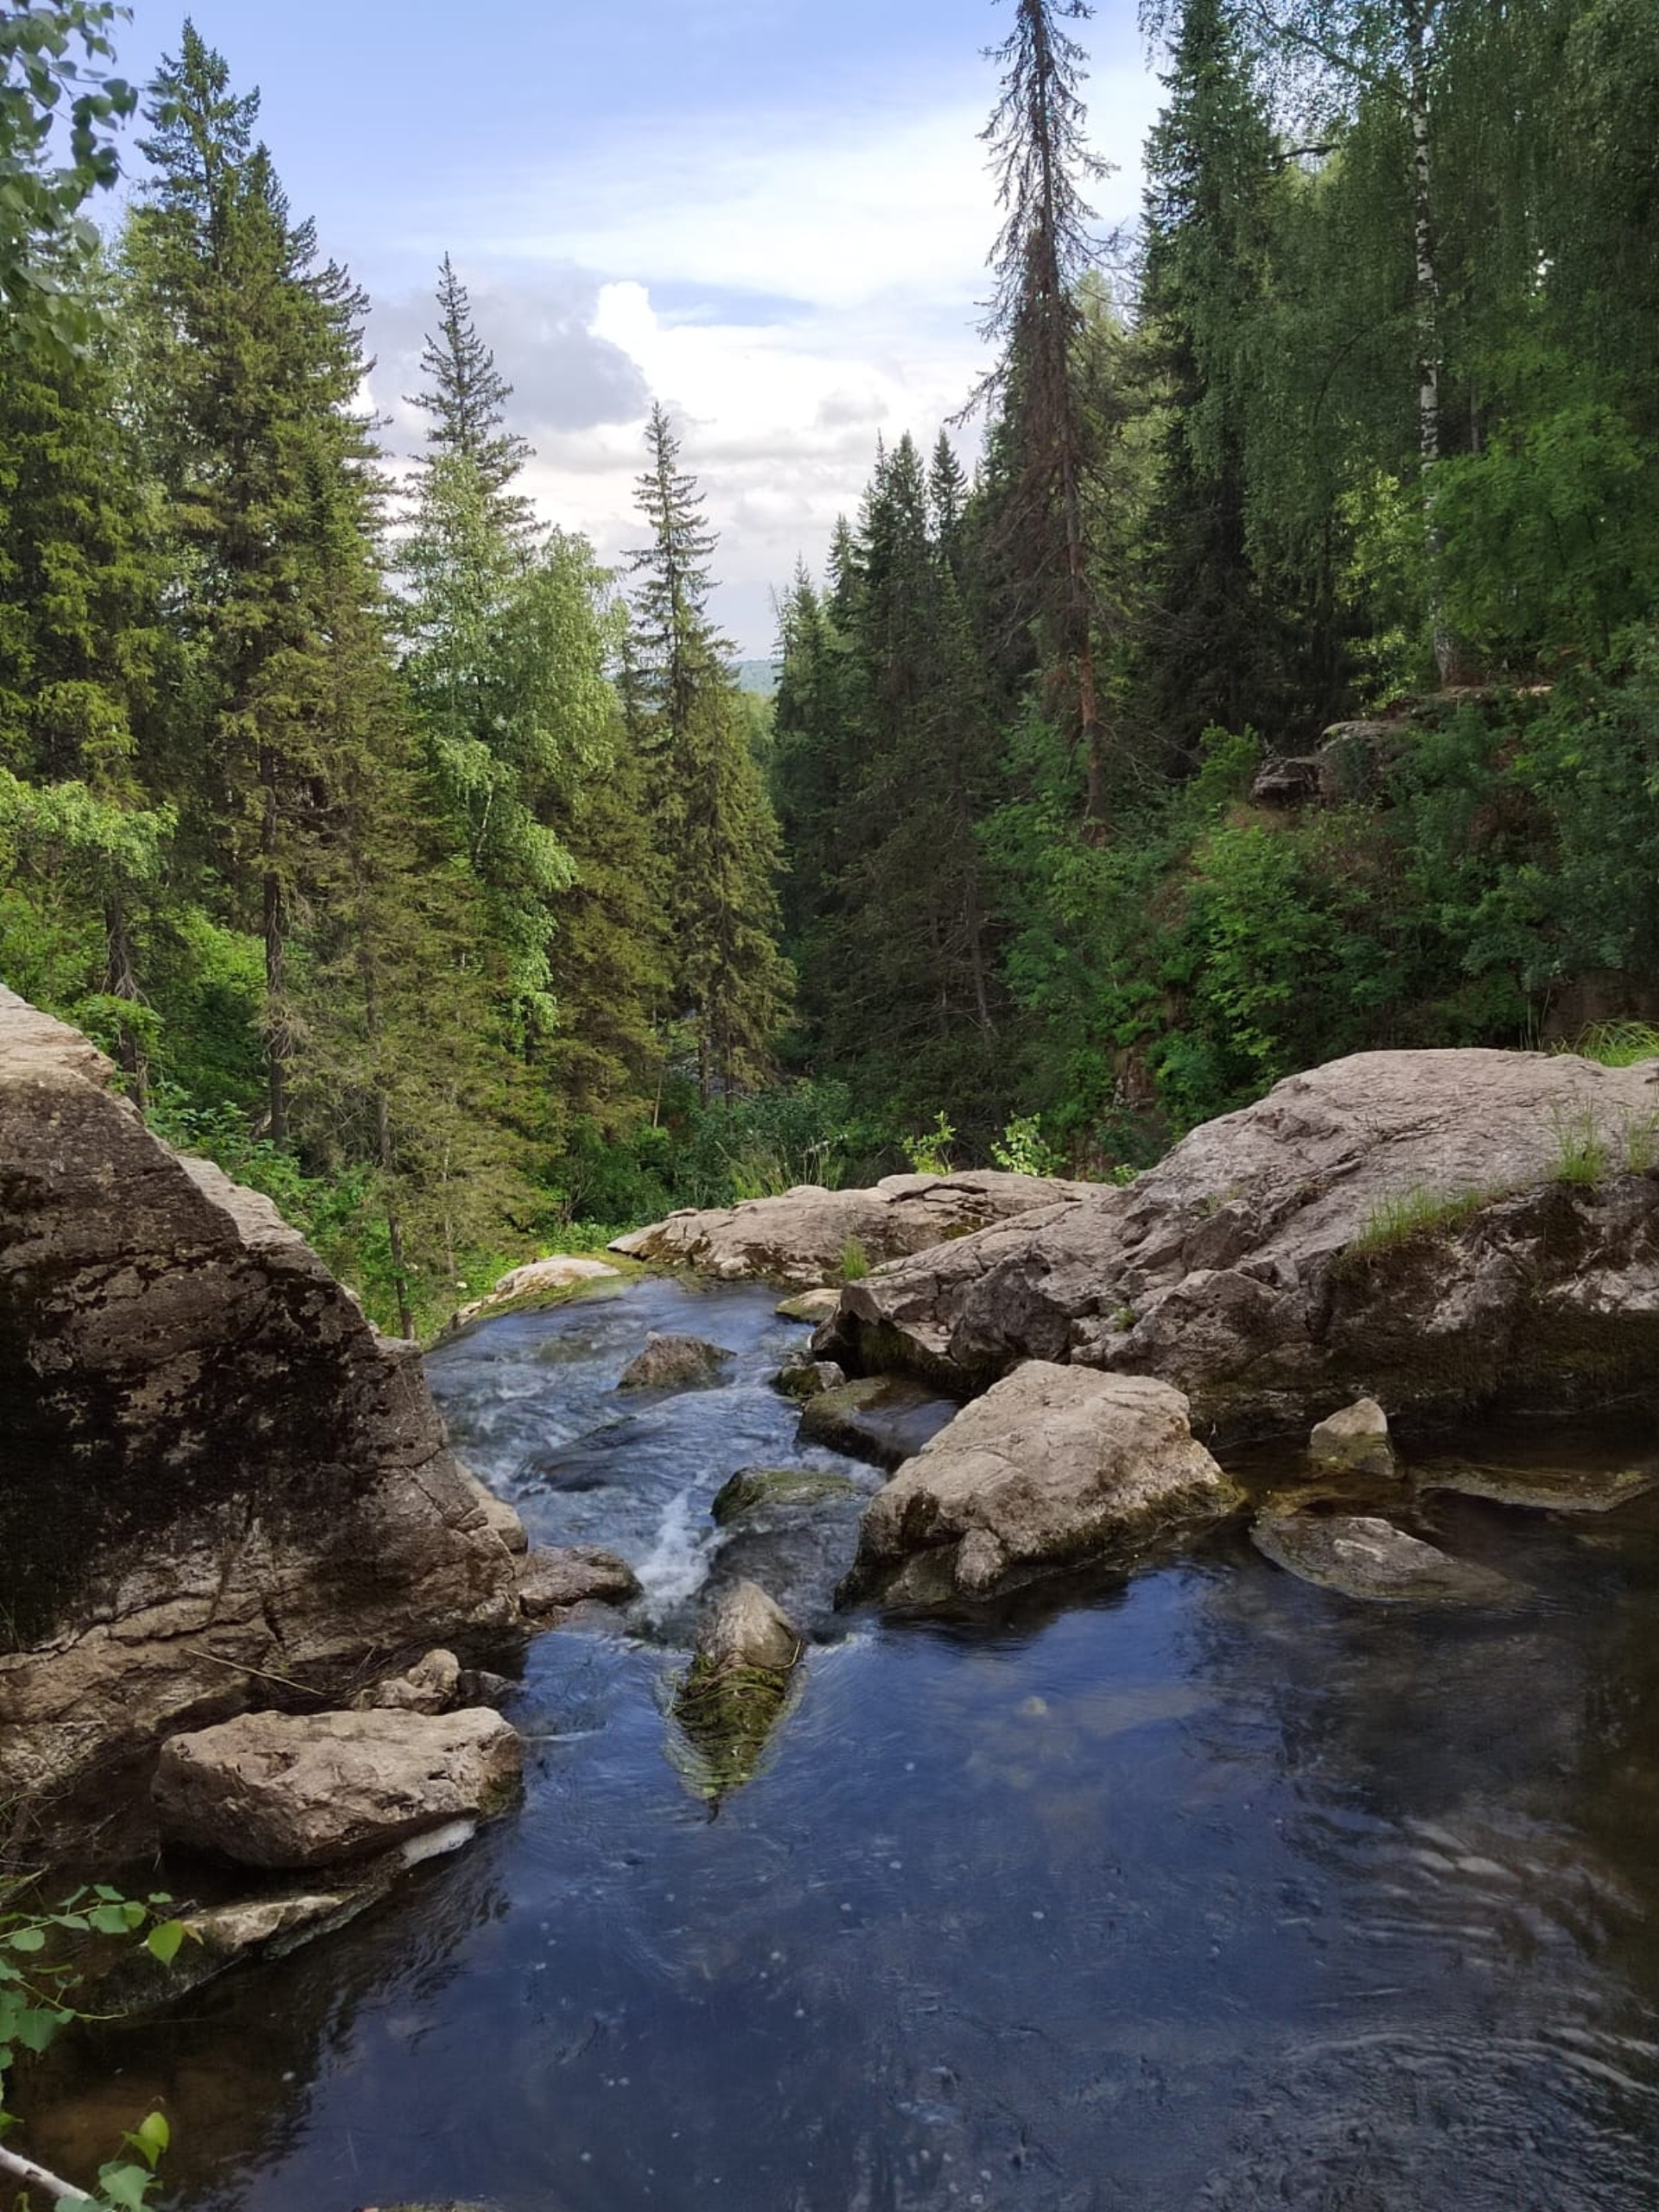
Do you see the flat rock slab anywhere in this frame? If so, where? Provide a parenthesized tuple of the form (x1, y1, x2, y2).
(616, 1333, 734, 1392)
(449, 1255, 621, 1329)
(845, 1363, 1241, 1605)
(517, 1546, 641, 1619)
(153, 1707, 524, 1869)
(1252, 1512, 1516, 1605)
(1414, 1459, 1659, 1515)
(777, 1288, 842, 1324)
(798, 1376, 959, 1471)
(611, 1170, 1093, 1288)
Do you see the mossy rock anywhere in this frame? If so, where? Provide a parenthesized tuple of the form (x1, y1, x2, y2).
(1414, 1458, 1659, 1515)
(711, 1466, 861, 1527)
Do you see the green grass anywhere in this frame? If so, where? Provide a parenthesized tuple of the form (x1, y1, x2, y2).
(838, 1235, 871, 1282)
(1548, 1104, 1610, 1185)
(1567, 1020, 1659, 1069)
(1344, 1183, 1500, 1262)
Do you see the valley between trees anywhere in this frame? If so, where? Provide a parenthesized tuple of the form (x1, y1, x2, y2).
(3, 0, 1656, 1336)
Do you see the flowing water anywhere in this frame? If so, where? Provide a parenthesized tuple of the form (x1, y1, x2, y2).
(29, 1278, 1659, 2210)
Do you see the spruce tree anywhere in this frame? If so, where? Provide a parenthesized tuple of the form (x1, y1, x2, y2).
(629, 404, 790, 1100)
(125, 27, 384, 1140)
(974, 0, 1114, 820)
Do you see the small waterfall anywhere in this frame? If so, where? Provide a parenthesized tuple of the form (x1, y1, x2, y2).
(633, 1485, 717, 1620)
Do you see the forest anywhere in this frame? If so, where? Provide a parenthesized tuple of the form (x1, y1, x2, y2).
(2, 0, 1656, 1334)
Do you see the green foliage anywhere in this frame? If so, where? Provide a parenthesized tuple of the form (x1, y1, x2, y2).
(1547, 1105, 1610, 1186)
(837, 1236, 871, 1283)
(0, 1878, 182, 2210)
(990, 1114, 1064, 1176)
(1571, 1021, 1659, 1069)
(901, 1112, 957, 1177)
(0, 3, 136, 354)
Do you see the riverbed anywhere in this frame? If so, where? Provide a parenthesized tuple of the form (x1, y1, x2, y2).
(30, 1277, 1659, 2209)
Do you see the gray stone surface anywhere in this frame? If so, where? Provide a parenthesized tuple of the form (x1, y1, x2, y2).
(695, 1580, 801, 1675)
(823, 1050, 1659, 1440)
(0, 988, 523, 1848)
(1309, 1397, 1396, 1478)
(610, 1170, 1093, 1289)
(797, 1375, 959, 1471)
(515, 1545, 641, 1619)
(844, 1363, 1241, 1605)
(615, 1332, 734, 1391)
(151, 1707, 524, 1867)
(1252, 1512, 1516, 1605)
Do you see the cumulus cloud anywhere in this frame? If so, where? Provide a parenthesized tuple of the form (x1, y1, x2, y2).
(367, 65, 1161, 652)
(365, 264, 649, 448)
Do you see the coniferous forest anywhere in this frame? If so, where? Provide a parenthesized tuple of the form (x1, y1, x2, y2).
(3, 0, 1657, 1333)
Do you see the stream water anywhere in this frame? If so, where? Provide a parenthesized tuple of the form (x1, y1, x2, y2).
(31, 1277, 1659, 2210)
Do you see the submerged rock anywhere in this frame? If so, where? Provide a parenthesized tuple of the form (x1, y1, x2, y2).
(842, 1364, 1242, 1606)
(515, 1545, 640, 1620)
(823, 1049, 1659, 1440)
(152, 1707, 524, 1868)
(671, 1581, 802, 1803)
(1414, 1458, 1659, 1515)
(1310, 1397, 1396, 1478)
(1252, 1511, 1516, 1605)
(797, 1375, 958, 1471)
(711, 1467, 862, 1526)
(0, 988, 524, 1851)
(616, 1332, 734, 1391)
(610, 1170, 1092, 1288)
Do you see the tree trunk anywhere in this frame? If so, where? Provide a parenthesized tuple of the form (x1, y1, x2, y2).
(102, 890, 149, 1113)
(260, 747, 289, 1142)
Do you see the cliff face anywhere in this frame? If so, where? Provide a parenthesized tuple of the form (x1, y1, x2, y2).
(0, 989, 521, 1849)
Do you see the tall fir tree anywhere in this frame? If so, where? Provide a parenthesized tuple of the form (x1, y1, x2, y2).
(629, 403, 790, 1101)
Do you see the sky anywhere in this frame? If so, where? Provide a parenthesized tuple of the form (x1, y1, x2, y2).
(110, 0, 1168, 655)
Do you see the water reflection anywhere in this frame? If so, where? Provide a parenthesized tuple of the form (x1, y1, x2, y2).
(29, 1286, 1659, 2210)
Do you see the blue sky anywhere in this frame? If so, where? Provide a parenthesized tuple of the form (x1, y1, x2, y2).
(111, 1, 1166, 652)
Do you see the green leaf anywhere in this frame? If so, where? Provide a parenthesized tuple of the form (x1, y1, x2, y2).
(88, 1903, 132, 1935)
(143, 1921, 185, 1966)
(126, 2111, 168, 2167)
(94, 2159, 154, 2211)
(7, 1927, 45, 1954)
(13, 2006, 60, 2055)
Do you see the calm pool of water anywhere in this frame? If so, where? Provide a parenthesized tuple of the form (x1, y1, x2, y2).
(30, 1281, 1659, 2211)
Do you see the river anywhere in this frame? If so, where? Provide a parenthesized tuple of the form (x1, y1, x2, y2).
(29, 1276, 1659, 2209)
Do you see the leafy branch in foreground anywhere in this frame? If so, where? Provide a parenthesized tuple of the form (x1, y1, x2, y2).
(0, 1880, 185, 2209)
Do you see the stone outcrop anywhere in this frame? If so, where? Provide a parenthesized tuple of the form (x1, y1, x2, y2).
(671, 1581, 802, 1803)
(1252, 1512, 1516, 1605)
(0, 988, 525, 1847)
(842, 1365, 1241, 1606)
(1309, 1397, 1396, 1478)
(615, 1332, 733, 1391)
(609, 1169, 1092, 1288)
(514, 1545, 641, 1619)
(448, 1254, 620, 1331)
(152, 1707, 524, 1868)
(823, 1050, 1659, 1441)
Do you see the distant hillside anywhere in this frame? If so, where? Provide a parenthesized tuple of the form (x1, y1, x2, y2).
(734, 658, 780, 696)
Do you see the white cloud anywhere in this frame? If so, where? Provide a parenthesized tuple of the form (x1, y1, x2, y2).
(376, 67, 1162, 653)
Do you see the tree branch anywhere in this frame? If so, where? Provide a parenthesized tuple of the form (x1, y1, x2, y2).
(0, 2138, 95, 2205)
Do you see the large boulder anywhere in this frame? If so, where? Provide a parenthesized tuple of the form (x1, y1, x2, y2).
(448, 1254, 620, 1330)
(151, 1707, 524, 1868)
(0, 989, 524, 1849)
(609, 1170, 1092, 1288)
(842, 1364, 1241, 1605)
(823, 1050, 1659, 1441)
(671, 1581, 802, 1803)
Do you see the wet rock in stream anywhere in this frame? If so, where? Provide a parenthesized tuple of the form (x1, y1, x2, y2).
(1252, 1510, 1519, 1605)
